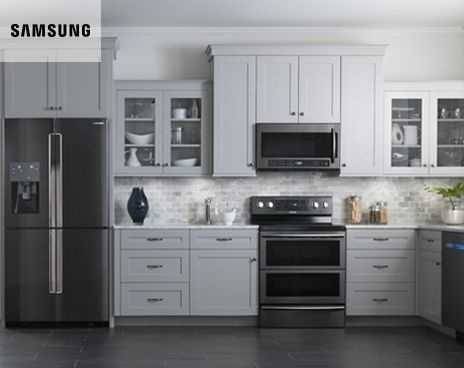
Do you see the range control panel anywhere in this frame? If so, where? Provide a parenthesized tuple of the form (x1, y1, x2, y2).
(250, 196, 332, 216)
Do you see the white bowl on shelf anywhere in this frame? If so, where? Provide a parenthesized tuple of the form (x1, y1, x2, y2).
(173, 158, 198, 167)
(125, 132, 154, 145)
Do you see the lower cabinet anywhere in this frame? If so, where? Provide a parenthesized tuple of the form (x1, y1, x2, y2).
(417, 230, 442, 324)
(114, 228, 258, 317)
(190, 250, 258, 315)
(347, 229, 416, 316)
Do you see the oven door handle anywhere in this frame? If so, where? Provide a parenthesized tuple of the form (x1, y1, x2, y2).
(261, 233, 345, 239)
(261, 306, 345, 311)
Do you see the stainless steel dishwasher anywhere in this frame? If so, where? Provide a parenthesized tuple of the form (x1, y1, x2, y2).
(443, 231, 464, 341)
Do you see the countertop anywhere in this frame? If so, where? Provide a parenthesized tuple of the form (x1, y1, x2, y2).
(113, 224, 259, 230)
(345, 224, 464, 232)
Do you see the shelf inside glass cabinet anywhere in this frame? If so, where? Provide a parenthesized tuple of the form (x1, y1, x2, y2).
(169, 97, 202, 168)
(124, 97, 157, 168)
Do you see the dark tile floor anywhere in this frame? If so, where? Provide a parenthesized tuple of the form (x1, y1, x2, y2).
(0, 326, 463, 367)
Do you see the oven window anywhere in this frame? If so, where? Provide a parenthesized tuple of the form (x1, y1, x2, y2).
(266, 273, 340, 297)
(262, 132, 333, 158)
(266, 240, 341, 267)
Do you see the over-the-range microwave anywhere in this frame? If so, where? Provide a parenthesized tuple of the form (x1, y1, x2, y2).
(256, 123, 340, 170)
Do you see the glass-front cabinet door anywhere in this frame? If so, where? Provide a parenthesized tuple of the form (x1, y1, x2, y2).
(384, 92, 429, 175)
(116, 91, 163, 175)
(430, 93, 464, 175)
(162, 90, 209, 175)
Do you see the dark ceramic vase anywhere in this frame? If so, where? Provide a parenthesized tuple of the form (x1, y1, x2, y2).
(127, 187, 149, 225)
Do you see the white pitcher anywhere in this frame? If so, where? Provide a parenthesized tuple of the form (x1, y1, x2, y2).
(126, 148, 142, 167)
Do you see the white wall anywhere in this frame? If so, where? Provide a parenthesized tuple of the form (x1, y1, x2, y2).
(105, 27, 464, 81)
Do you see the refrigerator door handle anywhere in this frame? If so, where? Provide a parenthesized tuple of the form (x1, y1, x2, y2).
(55, 133, 63, 293)
(56, 230, 63, 294)
(56, 133, 63, 228)
(49, 229, 56, 294)
(48, 133, 56, 228)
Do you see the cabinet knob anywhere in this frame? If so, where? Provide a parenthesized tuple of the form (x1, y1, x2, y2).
(290, 112, 296, 116)
(342, 163, 347, 167)
(58, 106, 62, 111)
(250, 257, 257, 263)
(299, 112, 304, 116)
(162, 163, 169, 167)
(435, 262, 441, 266)
(423, 164, 427, 167)
(430, 164, 435, 168)
(247, 162, 254, 167)
(155, 163, 161, 167)
(49, 106, 55, 111)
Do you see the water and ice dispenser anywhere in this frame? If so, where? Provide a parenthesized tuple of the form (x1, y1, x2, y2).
(9, 162, 40, 214)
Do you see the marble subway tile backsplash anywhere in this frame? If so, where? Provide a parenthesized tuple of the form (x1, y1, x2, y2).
(114, 173, 461, 226)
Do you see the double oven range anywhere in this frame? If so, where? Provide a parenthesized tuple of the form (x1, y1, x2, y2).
(250, 196, 346, 328)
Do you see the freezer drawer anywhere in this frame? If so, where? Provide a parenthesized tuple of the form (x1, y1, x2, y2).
(5, 229, 57, 324)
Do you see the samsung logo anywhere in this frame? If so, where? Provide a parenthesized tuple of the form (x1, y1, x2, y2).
(10, 24, 91, 38)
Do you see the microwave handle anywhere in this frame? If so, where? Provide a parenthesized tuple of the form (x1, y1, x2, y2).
(331, 128, 337, 163)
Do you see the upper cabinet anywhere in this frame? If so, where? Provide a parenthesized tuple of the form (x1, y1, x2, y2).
(340, 56, 384, 176)
(257, 56, 299, 123)
(114, 80, 211, 177)
(4, 41, 116, 118)
(384, 82, 464, 176)
(256, 55, 340, 123)
(207, 44, 386, 177)
(212, 56, 256, 176)
(299, 56, 341, 123)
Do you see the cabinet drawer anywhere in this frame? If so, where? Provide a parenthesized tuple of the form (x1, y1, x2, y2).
(191, 229, 258, 250)
(418, 230, 442, 253)
(347, 282, 415, 316)
(121, 229, 189, 250)
(121, 283, 189, 316)
(121, 250, 189, 282)
(347, 250, 415, 282)
(347, 230, 415, 250)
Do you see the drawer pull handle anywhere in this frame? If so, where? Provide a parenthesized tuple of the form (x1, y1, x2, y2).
(372, 264, 389, 269)
(147, 298, 164, 303)
(216, 237, 233, 242)
(146, 264, 163, 269)
(373, 238, 389, 242)
(147, 237, 164, 242)
(427, 239, 435, 243)
(372, 298, 389, 303)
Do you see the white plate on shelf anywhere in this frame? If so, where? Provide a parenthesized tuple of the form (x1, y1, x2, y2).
(173, 158, 198, 167)
(126, 132, 154, 145)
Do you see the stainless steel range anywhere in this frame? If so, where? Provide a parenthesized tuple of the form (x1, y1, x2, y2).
(250, 196, 346, 328)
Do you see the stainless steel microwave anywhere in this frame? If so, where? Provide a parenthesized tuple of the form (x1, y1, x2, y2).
(256, 123, 340, 170)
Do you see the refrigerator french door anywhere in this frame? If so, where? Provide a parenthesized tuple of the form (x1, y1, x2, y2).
(5, 118, 109, 326)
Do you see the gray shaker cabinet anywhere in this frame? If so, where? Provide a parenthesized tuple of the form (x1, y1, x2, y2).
(114, 80, 211, 177)
(212, 55, 256, 176)
(56, 49, 112, 118)
(417, 230, 442, 325)
(190, 250, 258, 316)
(4, 61, 55, 118)
(256, 55, 340, 124)
(340, 56, 384, 176)
(4, 44, 114, 118)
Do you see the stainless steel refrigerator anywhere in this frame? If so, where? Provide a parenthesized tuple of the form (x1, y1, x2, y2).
(4, 118, 109, 326)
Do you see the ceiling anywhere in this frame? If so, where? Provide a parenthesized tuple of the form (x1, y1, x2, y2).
(102, 0, 464, 28)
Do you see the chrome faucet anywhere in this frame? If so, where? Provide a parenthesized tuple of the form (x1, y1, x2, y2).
(205, 197, 213, 225)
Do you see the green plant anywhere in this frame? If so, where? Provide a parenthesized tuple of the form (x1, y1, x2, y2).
(426, 182, 464, 210)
